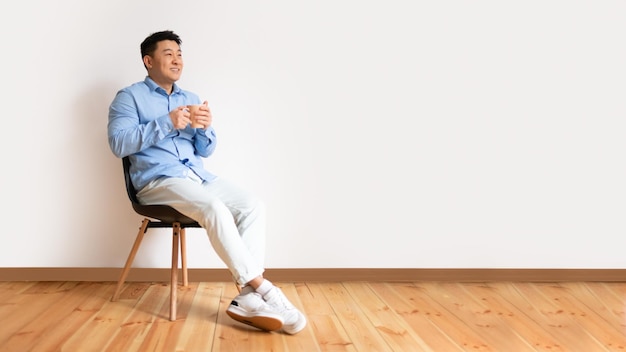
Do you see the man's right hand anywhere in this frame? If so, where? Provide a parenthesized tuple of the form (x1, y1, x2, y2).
(169, 106, 191, 129)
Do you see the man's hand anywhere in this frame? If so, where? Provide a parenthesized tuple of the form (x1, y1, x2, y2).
(170, 102, 212, 130)
(169, 106, 191, 129)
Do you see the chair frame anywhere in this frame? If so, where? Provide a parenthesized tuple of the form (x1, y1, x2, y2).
(111, 156, 202, 321)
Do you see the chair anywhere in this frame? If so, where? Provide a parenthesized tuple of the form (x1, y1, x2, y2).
(111, 156, 202, 321)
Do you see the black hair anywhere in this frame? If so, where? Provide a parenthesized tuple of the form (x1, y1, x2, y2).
(140, 30, 182, 59)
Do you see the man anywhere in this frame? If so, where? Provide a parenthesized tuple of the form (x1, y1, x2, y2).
(107, 30, 306, 334)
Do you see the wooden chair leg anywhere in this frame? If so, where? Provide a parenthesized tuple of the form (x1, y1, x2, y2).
(112, 219, 150, 302)
(170, 222, 181, 321)
(180, 227, 188, 287)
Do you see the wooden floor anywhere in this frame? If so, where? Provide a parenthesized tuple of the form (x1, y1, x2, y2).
(0, 281, 625, 351)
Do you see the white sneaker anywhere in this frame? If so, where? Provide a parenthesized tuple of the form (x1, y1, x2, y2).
(226, 287, 284, 331)
(263, 287, 307, 334)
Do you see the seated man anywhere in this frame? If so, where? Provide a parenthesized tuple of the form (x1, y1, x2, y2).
(107, 30, 306, 334)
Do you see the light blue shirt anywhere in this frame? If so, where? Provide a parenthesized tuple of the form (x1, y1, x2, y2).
(108, 76, 217, 191)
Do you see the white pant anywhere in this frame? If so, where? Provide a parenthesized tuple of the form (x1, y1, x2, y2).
(136, 176, 266, 286)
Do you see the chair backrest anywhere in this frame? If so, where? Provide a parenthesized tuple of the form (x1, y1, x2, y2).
(121, 156, 200, 225)
(122, 156, 141, 205)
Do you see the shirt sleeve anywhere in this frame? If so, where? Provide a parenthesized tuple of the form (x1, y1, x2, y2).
(107, 90, 175, 158)
(194, 126, 217, 158)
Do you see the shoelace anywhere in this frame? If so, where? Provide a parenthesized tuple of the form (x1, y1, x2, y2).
(269, 289, 294, 312)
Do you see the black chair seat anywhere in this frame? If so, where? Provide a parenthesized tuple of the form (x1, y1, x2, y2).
(131, 203, 199, 226)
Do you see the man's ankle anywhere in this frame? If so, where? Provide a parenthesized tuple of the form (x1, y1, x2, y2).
(255, 279, 274, 297)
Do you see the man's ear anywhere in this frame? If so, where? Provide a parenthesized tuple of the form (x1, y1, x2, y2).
(143, 55, 152, 69)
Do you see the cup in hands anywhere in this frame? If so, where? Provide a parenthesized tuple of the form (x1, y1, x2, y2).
(187, 104, 204, 128)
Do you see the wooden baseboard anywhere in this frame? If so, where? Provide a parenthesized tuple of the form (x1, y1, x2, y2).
(1, 268, 625, 282)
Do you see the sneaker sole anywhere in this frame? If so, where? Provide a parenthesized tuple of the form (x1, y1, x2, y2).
(226, 307, 284, 331)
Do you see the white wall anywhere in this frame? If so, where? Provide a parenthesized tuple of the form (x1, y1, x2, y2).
(1, 0, 624, 270)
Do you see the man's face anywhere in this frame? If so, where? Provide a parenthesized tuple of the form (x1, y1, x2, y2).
(145, 40, 183, 88)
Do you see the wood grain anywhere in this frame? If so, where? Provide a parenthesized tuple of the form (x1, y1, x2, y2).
(0, 281, 625, 351)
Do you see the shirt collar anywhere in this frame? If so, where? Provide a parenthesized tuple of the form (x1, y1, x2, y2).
(143, 76, 182, 96)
